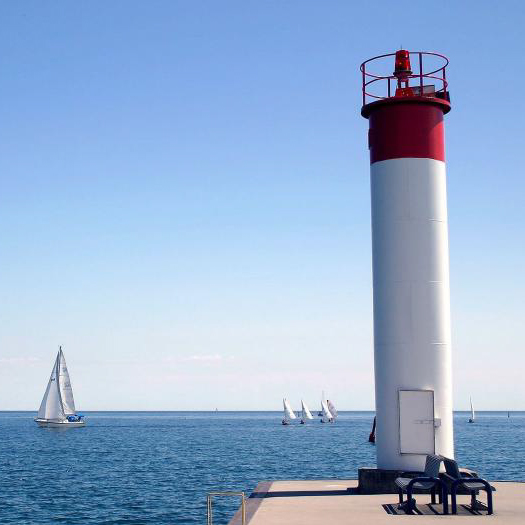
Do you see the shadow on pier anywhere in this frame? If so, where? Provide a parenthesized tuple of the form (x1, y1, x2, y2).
(250, 487, 358, 499)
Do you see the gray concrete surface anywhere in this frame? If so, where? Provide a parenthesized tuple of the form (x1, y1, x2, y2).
(228, 479, 525, 524)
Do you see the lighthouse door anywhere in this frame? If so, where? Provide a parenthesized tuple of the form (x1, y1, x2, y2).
(399, 390, 435, 455)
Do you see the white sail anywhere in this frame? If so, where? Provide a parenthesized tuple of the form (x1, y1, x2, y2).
(37, 353, 65, 421)
(470, 397, 475, 421)
(58, 348, 76, 415)
(321, 399, 333, 422)
(301, 400, 313, 420)
(327, 399, 338, 420)
(283, 398, 297, 420)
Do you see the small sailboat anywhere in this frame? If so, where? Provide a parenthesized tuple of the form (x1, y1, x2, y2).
(369, 416, 376, 443)
(320, 398, 333, 423)
(327, 399, 338, 422)
(282, 398, 297, 425)
(35, 347, 85, 427)
(318, 390, 326, 418)
(468, 396, 475, 423)
(300, 400, 313, 424)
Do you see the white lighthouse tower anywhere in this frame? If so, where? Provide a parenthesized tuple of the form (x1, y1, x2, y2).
(361, 50, 454, 471)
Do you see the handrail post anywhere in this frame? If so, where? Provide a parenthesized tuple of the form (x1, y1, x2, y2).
(207, 491, 246, 525)
(419, 52, 423, 93)
(362, 64, 366, 106)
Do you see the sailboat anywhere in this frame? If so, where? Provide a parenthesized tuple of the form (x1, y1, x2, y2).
(35, 347, 85, 427)
(468, 396, 475, 423)
(282, 398, 297, 425)
(318, 390, 326, 417)
(368, 416, 376, 443)
(320, 398, 333, 424)
(300, 400, 313, 424)
(327, 399, 338, 422)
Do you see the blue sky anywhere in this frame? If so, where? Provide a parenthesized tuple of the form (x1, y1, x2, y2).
(0, 1, 523, 410)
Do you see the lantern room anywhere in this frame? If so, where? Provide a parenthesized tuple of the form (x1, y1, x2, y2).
(360, 50, 451, 118)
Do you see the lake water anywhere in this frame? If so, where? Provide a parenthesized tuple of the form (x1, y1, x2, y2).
(0, 411, 523, 524)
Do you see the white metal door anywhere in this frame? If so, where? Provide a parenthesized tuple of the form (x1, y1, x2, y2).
(399, 390, 435, 455)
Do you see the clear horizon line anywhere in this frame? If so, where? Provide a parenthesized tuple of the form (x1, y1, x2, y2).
(1, 409, 522, 413)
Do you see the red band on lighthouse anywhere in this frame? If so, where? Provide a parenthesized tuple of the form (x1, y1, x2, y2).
(367, 101, 446, 164)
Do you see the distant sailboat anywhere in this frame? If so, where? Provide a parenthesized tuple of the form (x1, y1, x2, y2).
(300, 400, 313, 424)
(35, 347, 85, 427)
(282, 398, 296, 425)
(468, 397, 475, 423)
(320, 398, 333, 424)
(317, 390, 325, 418)
(369, 416, 377, 443)
(327, 400, 338, 422)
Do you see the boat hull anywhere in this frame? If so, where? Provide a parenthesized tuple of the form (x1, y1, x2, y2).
(34, 418, 85, 428)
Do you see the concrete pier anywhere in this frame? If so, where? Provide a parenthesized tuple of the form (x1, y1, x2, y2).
(228, 479, 525, 524)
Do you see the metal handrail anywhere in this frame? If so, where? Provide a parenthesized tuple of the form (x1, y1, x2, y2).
(360, 51, 449, 79)
(364, 73, 448, 100)
(360, 51, 449, 107)
(207, 491, 246, 525)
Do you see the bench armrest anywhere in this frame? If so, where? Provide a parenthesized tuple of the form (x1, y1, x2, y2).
(440, 473, 456, 483)
(407, 476, 444, 491)
(452, 478, 496, 493)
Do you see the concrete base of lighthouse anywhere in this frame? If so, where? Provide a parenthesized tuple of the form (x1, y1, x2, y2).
(356, 467, 478, 495)
(357, 468, 407, 494)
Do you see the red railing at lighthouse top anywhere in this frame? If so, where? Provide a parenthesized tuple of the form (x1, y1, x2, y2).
(360, 51, 449, 108)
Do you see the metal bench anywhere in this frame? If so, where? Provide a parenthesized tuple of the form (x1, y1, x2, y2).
(440, 456, 495, 515)
(395, 454, 448, 514)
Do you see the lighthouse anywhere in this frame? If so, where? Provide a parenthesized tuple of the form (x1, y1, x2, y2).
(361, 51, 454, 471)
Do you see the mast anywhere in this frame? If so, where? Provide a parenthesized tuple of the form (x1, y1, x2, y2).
(56, 347, 66, 417)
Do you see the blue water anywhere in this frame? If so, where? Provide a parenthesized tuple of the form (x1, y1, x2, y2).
(0, 411, 523, 524)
